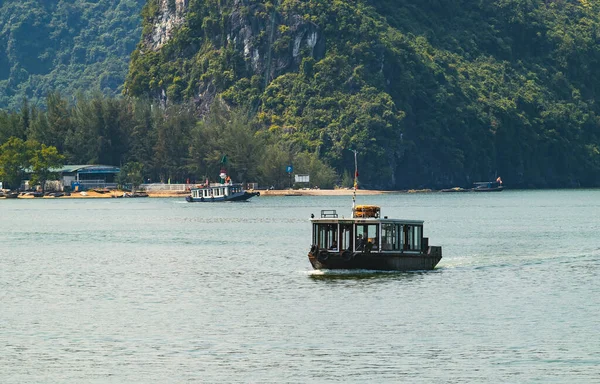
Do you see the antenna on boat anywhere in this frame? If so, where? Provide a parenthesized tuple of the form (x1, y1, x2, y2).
(351, 149, 358, 218)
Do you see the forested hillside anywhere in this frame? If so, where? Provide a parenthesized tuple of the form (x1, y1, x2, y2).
(125, 0, 600, 189)
(0, 0, 145, 110)
(2, 0, 600, 189)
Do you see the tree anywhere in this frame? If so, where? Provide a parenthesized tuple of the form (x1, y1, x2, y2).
(0, 137, 30, 190)
(45, 91, 72, 153)
(256, 141, 292, 189)
(153, 103, 196, 183)
(117, 161, 144, 192)
(0, 110, 24, 145)
(29, 143, 65, 192)
(197, 100, 264, 183)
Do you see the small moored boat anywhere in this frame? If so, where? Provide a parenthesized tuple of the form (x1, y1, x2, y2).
(123, 191, 148, 198)
(473, 177, 503, 192)
(4, 191, 20, 198)
(440, 187, 470, 192)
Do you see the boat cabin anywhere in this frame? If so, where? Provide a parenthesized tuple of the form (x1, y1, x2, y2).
(190, 184, 244, 200)
(473, 180, 504, 192)
(311, 207, 428, 254)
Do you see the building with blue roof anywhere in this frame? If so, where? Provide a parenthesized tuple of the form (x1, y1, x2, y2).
(36, 165, 121, 191)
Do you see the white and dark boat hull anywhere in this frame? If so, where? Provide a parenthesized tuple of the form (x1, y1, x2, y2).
(308, 246, 442, 271)
(186, 191, 259, 202)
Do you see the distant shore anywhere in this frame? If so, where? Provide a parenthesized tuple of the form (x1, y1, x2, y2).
(2, 188, 436, 199)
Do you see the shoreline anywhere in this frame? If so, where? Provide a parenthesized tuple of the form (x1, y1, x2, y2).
(2, 188, 435, 199)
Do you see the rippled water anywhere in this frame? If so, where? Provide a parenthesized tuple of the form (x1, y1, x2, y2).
(1, 190, 599, 383)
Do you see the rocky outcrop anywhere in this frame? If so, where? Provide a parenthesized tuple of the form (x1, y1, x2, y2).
(144, 1, 324, 81)
(227, 7, 325, 79)
(148, 0, 188, 50)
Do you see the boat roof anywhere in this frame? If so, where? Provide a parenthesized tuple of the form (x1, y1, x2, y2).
(24, 164, 121, 174)
(311, 206, 424, 225)
(190, 183, 243, 189)
(311, 217, 424, 225)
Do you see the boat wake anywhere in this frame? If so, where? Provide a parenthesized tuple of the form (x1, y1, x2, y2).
(303, 269, 437, 281)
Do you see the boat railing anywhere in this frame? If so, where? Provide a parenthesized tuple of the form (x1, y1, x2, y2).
(320, 210, 338, 218)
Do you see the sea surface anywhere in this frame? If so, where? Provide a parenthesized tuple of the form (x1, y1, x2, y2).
(1, 190, 599, 383)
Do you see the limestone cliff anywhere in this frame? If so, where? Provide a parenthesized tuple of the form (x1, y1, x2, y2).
(125, 0, 600, 189)
(148, 0, 188, 50)
(131, 0, 325, 109)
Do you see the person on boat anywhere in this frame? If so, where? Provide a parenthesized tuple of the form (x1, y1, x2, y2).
(365, 239, 374, 253)
(356, 234, 365, 251)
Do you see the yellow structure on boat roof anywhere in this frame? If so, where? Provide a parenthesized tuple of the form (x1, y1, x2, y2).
(352, 205, 380, 218)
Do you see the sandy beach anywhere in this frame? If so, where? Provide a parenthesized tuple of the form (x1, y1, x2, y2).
(3, 188, 433, 199)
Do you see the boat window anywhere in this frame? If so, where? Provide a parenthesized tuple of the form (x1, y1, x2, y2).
(401, 225, 422, 251)
(355, 224, 379, 251)
(412, 226, 422, 251)
(402, 225, 410, 250)
(340, 224, 353, 251)
(381, 223, 400, 251)
(317, 224, 338, 250)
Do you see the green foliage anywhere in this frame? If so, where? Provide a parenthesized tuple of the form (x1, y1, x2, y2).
(122, 0, 598, 188)
(3, 0, 600, 188)
(0, 137, 63, 190)
(29, 143, 65, 192)
(191, 100, 263, 183)
(0, 137, 30, 189)
(117, 161, 144, 191)
(0, 0, 145, 110)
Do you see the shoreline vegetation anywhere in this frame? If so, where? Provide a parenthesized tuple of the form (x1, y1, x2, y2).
(1, 188, 436, 199)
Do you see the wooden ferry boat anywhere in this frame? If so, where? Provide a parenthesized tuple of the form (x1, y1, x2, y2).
(308, 205, 442, 271)
(307, 151, 441, 271)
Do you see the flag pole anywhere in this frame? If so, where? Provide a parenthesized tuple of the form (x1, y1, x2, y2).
(351, 149, 358, 217)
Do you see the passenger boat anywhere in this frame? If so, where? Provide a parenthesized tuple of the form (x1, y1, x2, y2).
(307, 151, 442, 271)
(186, 159, 260, 202)
(186, 183, 260, 202)
(308, 205, 442, 271)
